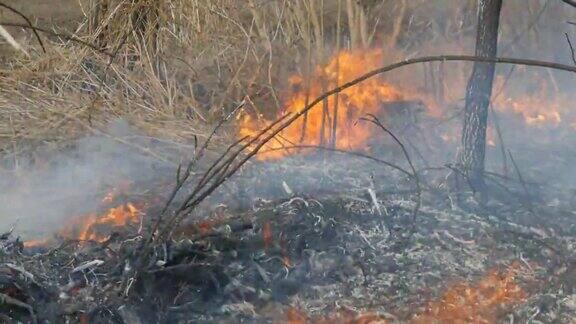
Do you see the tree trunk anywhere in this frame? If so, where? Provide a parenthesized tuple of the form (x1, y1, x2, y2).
(460, 0, 503, 191)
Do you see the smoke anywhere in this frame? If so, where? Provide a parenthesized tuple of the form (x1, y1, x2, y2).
(382, 0, 576, 188)
(3, 1, 576, 240)
(0, 120, 173, 240)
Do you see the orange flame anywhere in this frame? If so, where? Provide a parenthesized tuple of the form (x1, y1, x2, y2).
(240, 49, 575, 161)
(23, 238, 48, 248)
(286, 263, 527, 324)
(412, 262, 527, 323)
(239, 49, 438, 160)
(24, 203, 140, 247)
(492, 73, 568, 127)
(72, 203, 140, 242)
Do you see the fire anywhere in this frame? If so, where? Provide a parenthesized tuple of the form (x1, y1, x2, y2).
(24, 186, 142, 247)
(412, 262, 527, 323)
(493, 76, 564, 127)
(285, 263, 528, 324)
(239, 49, 438, 160)
(23, 239, 48, 248)
(240, 49, 575, 161)
(73, 203, 140, 242)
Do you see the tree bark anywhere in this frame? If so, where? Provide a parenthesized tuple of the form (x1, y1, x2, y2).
(460, 0, 503, 191)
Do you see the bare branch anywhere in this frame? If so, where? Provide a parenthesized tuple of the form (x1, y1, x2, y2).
(0, 2, 46, 53)
(561, 0, 576, 8)
(359, 114, 422, 235)
(0, 22, 113, 57)
(131, 53, 576, 288)
(566, 32, 576, 65)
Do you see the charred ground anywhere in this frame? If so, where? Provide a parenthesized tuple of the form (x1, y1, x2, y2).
(2, 1, 576, 323)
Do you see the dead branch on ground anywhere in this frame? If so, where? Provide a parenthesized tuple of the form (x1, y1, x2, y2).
(130, 53, 576, 292)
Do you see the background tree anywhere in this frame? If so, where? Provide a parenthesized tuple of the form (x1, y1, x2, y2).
(460, 0, 503, 191)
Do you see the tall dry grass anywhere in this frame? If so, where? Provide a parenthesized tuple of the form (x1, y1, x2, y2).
(0, 0, 570, 167)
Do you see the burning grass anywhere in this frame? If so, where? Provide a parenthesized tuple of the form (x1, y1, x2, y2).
(284, 260, 530, 323)
(1, 151, 575, 322)
(2, 1, 576, 322)
(238, 49, 438, 160)
(413, 262, 529, 323)
(24, 202, 141, 247)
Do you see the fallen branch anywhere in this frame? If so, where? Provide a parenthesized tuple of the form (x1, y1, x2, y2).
(132, 53, 576, 292)
(72, 260, 105, 273)
(259, 144, 413, 179)
(0, 292, 37, 324)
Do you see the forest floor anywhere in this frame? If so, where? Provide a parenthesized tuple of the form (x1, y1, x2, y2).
(2, 155, 576, 323)
(1, 2, 576, 323)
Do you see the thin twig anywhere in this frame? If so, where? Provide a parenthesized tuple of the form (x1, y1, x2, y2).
(565, 32, 576, 65)
(561, 0, 576, 8)
(0, 22, 113, 57)
(359, 115, 422, 235)
(508, 150, 536, 215)
(259, 144, 413, 178)
(0, 2, 46, 53)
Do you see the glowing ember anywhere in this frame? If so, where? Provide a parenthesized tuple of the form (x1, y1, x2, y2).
(239, 49, 438, 160)
(286, 263, 527, 324)
(263, 221, 272, 251)
(412, 262, 527, 323)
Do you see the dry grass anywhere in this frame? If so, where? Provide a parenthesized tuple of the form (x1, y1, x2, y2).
(0, 0, 570, 165)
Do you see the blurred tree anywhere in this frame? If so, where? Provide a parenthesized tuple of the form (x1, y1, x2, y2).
(460, 0, 503, 192)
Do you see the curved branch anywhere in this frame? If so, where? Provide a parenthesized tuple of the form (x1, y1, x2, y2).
(259, 144, 414, 178)
(198, 55, 576, 208)
(0, 2, 46, 53)
(155, 54, 576, 243)
(243, 54, 576, 163)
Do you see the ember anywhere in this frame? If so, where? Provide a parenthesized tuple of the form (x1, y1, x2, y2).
(413, 262, 528, 323)
(285, 263, 528, 324)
